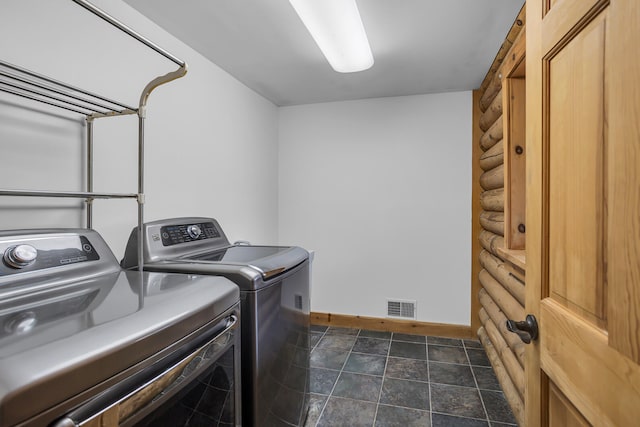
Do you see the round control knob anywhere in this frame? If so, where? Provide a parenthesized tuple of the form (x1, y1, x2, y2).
(187, 225, 202, 240)
(5, 311, 37, 335)
(4, 244, 37, 269)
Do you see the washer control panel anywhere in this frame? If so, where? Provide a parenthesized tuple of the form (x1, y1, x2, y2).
(186, 224, 202, 240)
(0, 235, 100, 275)
(3, 244, 38, 269)
(160, 222, 221, 246)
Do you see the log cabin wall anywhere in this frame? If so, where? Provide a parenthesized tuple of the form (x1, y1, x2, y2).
(471, 5, 526, 426)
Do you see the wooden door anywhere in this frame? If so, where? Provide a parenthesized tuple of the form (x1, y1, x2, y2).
(526, 0, 640, 425)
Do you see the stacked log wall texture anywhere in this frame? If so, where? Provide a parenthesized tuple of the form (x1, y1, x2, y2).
(479, 230, 504, 256)
(479, 250, 525, 305)
(480, 164, 504, 190)
(479, 289, 525, 366)
(474, 4, 525, 424)
(479, 327, 525, 426)
(480, 308, 525, 397)
(480, 140, 504, 171)
(479, 269, 524, 321)
(480, 188, 505, 212)
(479, 90, 503, 131)
(479, 212, 505, 236)
(479, 116, 504, 151)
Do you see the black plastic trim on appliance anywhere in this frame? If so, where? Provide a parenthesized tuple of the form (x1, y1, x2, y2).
(160, 222, 220, 247)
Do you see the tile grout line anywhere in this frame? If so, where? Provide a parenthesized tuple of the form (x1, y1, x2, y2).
(371, 331, 393, 426)
(464, 340, 492, 425)
(427, 336, 433, 427)
(312, 327, 341, 427)
(310, 327, 328, 352)
(312, 327, 360, 427)
(309, 327, 328, 426)
(431, 410, 498, 424)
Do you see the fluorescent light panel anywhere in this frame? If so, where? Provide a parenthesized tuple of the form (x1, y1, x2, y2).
(289, 0, 374, 73)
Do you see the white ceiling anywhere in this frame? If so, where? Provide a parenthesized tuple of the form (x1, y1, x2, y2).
(124, 0, 524, 106)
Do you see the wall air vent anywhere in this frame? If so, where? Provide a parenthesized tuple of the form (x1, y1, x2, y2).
(387, 299, 417, 319)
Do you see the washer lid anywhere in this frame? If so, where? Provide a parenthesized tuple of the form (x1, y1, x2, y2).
(0, 270, 239, 427)
(192, 245, 291, 263)
(190, 245, 307, 277)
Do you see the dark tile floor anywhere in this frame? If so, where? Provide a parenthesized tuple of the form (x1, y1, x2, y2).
(306, 326, 517, 427)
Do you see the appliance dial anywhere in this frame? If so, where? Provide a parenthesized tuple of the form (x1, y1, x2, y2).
(187, 224, 202, 240)
(5, 311, 37, 335)
(4, 244, 38, 268)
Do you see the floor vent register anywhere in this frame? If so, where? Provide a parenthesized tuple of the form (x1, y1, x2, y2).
(387, 299, 417, 319)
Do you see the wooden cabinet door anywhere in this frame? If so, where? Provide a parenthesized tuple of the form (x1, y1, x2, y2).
(526, 0, 640, 425)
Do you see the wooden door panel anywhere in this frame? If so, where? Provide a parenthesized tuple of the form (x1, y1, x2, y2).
(541, 300, 640, 426)
(546, 11, 606, 327)
(548, 382, 589, 427)
(542, 0, 608, 53)
(528, 0, 640, 425)
(606, 0, 640, 364)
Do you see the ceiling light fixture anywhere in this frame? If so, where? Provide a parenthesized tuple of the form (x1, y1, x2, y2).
(289, 0, 374, 73)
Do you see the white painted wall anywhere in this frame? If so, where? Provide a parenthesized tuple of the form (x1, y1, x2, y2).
(1, 1, 473, 326)
(278, 92, 472, 325)
(0, 0, 279, 257)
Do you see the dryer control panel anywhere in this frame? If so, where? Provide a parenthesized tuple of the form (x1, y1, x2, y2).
(121, 217, 232, 268)
(160, 222, 220, 246)
(0, 235, 101, 276)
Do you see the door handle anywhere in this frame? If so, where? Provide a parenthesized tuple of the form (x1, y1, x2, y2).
(506, 314, 539, 344)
